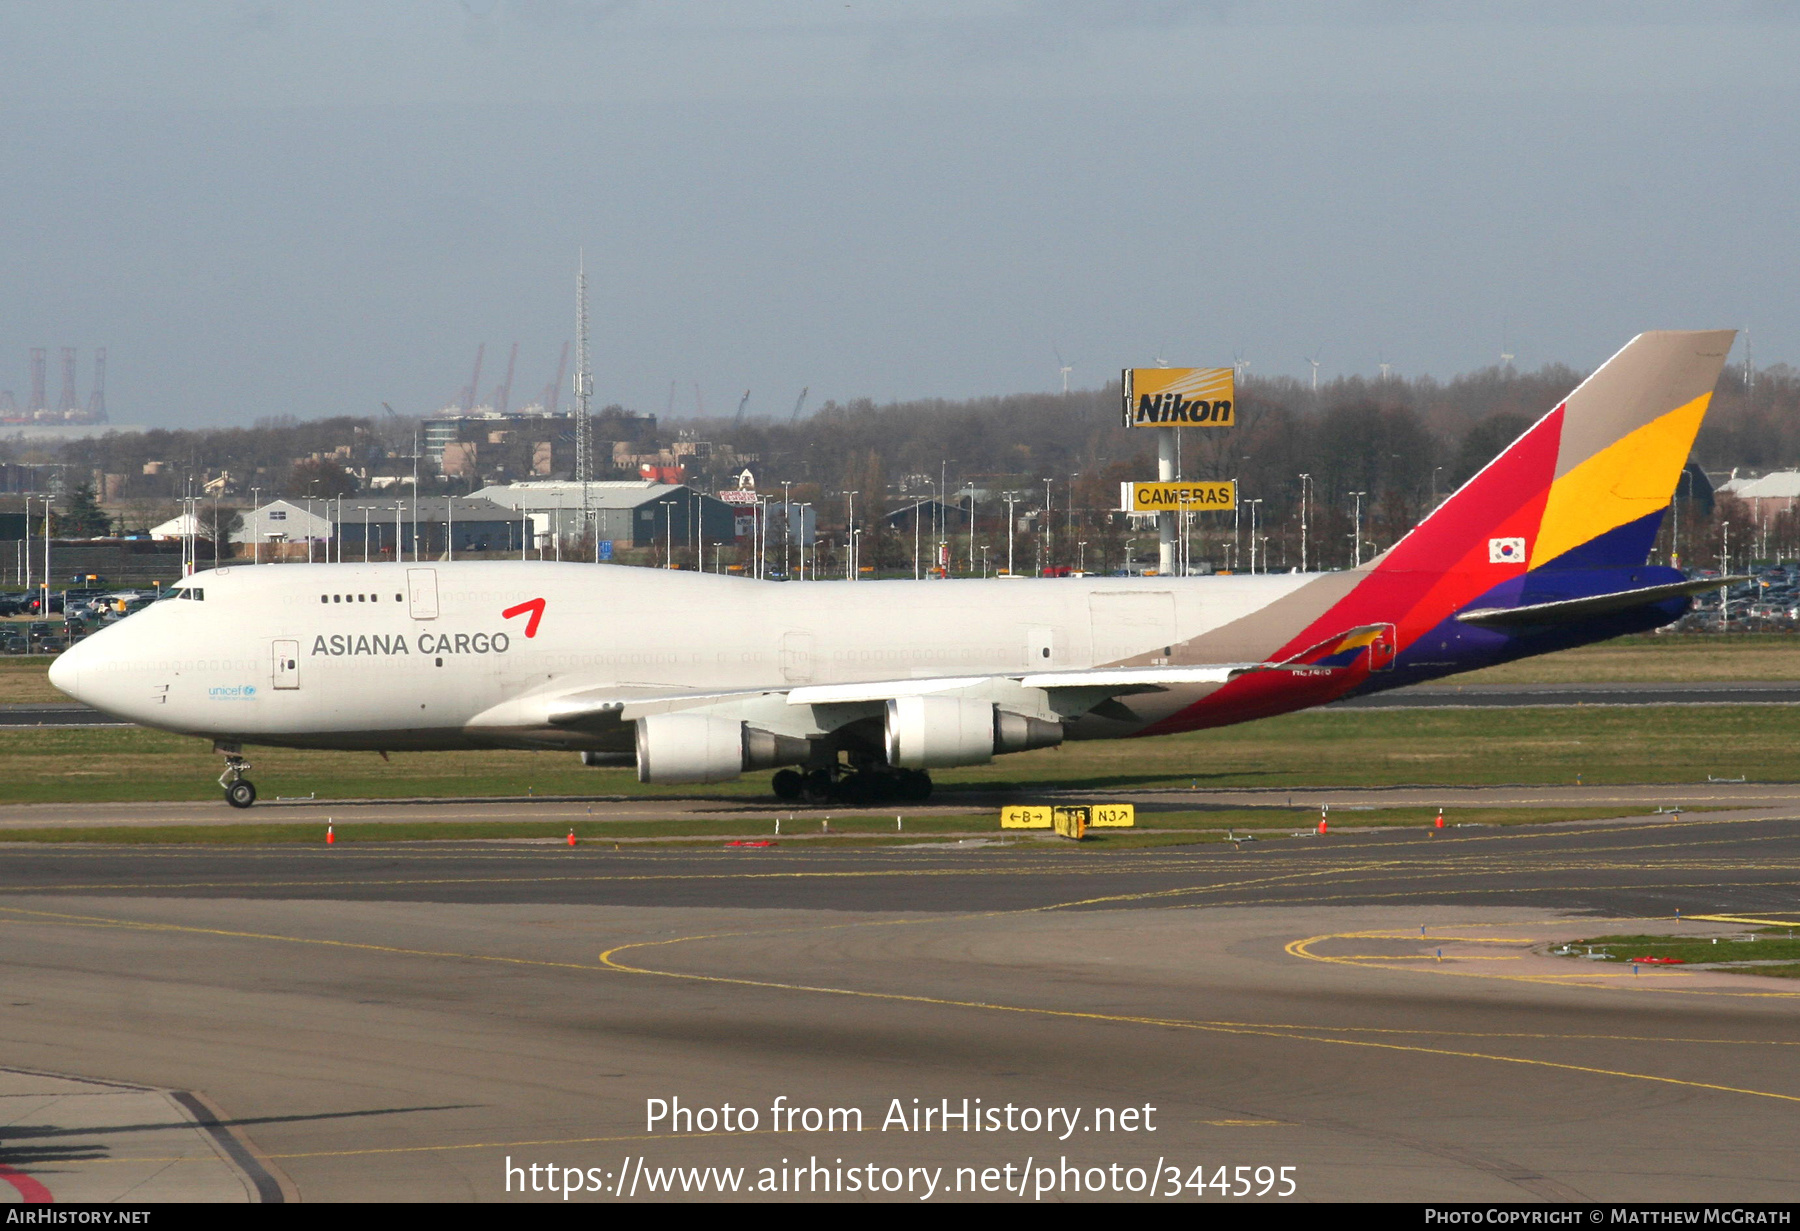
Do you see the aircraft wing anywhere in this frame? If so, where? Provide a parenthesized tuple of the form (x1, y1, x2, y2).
(468, 620, 1398, 738)
(519, 656, 1358, 732)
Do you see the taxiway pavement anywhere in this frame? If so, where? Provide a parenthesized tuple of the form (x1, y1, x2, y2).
(2, 814, 1799, 1202)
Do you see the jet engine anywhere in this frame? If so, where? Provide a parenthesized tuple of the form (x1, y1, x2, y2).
(634, 713, 810, 784)
(884, 696, 1062, 768)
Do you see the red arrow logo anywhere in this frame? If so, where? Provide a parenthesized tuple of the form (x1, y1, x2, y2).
(502, 597, 546, 638)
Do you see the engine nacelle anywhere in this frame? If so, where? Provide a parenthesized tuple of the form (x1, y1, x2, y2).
(635, 714, 811, 784)
(994, 709, 1064, 755)
(885, 696, 996, 768)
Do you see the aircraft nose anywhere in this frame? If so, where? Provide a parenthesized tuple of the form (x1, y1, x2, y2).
(47, 644, 82, 702)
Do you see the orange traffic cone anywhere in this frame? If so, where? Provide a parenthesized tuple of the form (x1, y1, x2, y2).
(326, 823, 335, 845)
(1435, 808, 1444, 829)
(1318, 805, 1328, 835)
(567, 828, 577, 847)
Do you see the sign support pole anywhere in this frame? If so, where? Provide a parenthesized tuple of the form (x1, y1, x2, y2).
(1157, 427, 1176, 575)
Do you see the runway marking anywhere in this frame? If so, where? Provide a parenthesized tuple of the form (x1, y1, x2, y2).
(1685, 914, 1800, 928)
(593, 936, 1800, 1108)
(0, 904, 614, 975)
(19, 1125, 875, 1164)
(1284, 927, 1800, 998)
(9, 884, 1800, 1140)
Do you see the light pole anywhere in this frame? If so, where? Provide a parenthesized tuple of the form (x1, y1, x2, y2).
(797, 503, 811, 579)
(1043, 477, 1053, 572)
(845, 491, 858, 581)
(979, 545, 989, 578)
(853, 528, 863, 579)
(1124, 537, 1137, 575)
(661, 499, 675, 569)
(1078, 540, 1087, 574)
(250, 487, 261, 566)
(1721, 520, 1731, 629)
(1349, 491, 1368, 566)
(1003, 491, 1020, 576)
(1244, 499, 1263, 574)
(781, 480, 792, 579)
(1297, 473, 1309, 573)
(1431, 466, 1445, 507)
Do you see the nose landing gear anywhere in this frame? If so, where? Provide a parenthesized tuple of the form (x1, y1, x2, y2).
(218, 754, 257, 809)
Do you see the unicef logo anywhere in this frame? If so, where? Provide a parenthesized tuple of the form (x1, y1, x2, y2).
(243, 686, 257, 696)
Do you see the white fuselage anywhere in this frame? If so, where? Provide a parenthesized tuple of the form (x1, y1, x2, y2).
(51, 561, 1313, 751)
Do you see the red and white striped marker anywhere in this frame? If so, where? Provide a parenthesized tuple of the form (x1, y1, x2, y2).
(1435, 808, 1444, 829)
(326, 823, 335, 846)
(567, 828, 577, 847)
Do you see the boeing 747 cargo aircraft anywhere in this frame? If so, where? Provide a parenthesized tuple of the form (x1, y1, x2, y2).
(50, 331, 1736, 807)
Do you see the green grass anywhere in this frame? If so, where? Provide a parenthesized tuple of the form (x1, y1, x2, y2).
(1562, 929, 1800, 977)
(0, 705, 1794, 807)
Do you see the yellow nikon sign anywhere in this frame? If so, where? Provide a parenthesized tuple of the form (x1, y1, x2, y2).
(1121, 367, 1235, 428)
(1121, 480, 1236, 513)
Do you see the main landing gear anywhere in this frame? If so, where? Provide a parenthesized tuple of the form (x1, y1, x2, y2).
(771, 764, 932, 805)
(219, 754, 257, 809)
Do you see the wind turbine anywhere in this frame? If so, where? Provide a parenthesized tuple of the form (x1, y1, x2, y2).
(1232, 351, 1250, 381)
(1053, 345, 1073, 394)
(1305, 352, 1321, 392)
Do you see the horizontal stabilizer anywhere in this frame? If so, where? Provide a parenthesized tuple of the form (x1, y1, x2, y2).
(1455, 577, 1748, 629)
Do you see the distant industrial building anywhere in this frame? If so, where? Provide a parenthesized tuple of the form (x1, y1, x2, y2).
(425, 408, 658, 480)
(472, 481, 737, 549)
(236, 497, 528, 556)
(1717, 470, 1798, 517)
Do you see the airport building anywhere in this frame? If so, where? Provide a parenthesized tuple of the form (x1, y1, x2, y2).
(235, 497, 528, 557)
(471, 481, 738, 550)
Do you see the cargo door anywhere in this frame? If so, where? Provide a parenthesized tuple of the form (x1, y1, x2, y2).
(272, 639, 300, 690)
(407, 568, 439, 620)
(1088, 592, 1176, 666)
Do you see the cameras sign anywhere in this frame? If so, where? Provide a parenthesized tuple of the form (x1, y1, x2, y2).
(1121, 480, 1236, 513)
(1121, 367, 1235, 428)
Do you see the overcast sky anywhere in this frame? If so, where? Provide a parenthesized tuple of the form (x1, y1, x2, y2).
(1, 1, 1796, 427)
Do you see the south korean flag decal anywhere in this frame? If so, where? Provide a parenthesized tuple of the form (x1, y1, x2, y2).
(1488, 536, 1527, 565)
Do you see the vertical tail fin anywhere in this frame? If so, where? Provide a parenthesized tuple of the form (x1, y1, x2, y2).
(1379, 329, 1736, 577)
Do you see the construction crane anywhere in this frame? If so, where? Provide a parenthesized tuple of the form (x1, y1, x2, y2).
(733, 389, 751, 424)
(790, 386, 809, 422)
(459, 344, 485, 413)
(85, 348, 106, 421)
(58, 348, 79, 413)
(542, 342, 569, 415)
(28, 349, 46, 414)
(491, 342, 518, 416)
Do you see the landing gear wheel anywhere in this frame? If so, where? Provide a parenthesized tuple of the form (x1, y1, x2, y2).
(225, 779, 257, 809)
(771, 769, 803, 801)
(900, 770, 933, 802)
(801, 769, 835, 805)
